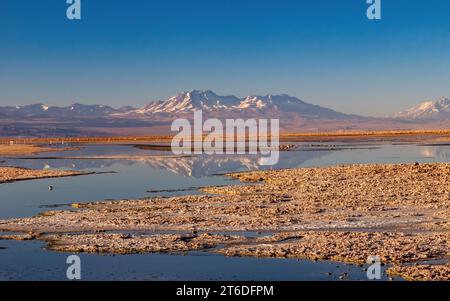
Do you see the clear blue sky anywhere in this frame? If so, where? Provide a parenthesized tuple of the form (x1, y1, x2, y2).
(1, 0, 450, 116)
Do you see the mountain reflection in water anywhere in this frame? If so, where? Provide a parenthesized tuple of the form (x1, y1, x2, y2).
(3, 151, 328, 178)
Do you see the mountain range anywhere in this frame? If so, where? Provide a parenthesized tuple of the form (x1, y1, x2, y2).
(0, 90, 353, 119)
(1, 90, 450, 136)
(392, 97, 450, 120)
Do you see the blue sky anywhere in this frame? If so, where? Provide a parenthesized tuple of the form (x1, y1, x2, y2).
(1, 0, 450, 116)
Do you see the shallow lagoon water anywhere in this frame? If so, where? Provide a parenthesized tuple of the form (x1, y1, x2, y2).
(0, 239, 384, 281)
(1, 142, 449, 280)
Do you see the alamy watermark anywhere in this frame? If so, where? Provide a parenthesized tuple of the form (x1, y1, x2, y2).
(366, 255, 381, 280)
(367, 0, 382, 20)
(66, 0, 81, 20)
(66, 255, 81, 280)
(65, 1, 381, 22)
(171, 110, 280, 166)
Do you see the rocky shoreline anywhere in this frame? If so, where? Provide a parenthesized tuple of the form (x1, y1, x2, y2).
(0, 163, 449, 280)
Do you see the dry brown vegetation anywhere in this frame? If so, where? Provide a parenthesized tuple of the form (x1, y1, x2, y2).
(3, 129, 450, 145)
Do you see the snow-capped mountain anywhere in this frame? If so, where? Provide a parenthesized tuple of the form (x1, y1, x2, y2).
(237, 94, 350, 118)
(129, 90, 241, 114)
(120, 90, 352, 119)
(393, 97, 450, 120)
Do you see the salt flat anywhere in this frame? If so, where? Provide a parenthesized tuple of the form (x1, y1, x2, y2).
(0, 162, 449, 280)
(0, 167, 85, 184)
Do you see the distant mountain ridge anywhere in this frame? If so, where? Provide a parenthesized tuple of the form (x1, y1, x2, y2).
(117, 90, 356, 120)
(0, 103, 128, 118)
(4, 91, 450, 121)
(393, 97, 450, 120)
(134, 90, 242, 113)
(1, 91, 450, 136)
(0, 90, 358, 120)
